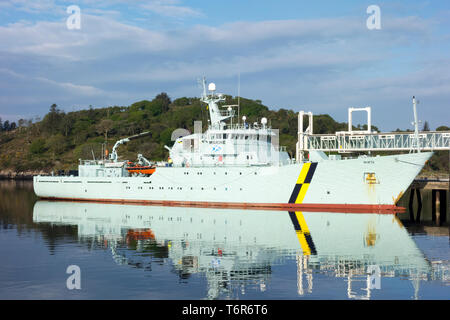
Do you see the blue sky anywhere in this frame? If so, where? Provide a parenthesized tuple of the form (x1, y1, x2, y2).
(0, 0, 449, 131)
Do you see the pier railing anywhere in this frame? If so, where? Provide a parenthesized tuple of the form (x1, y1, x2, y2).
(300, 131, 450, 153)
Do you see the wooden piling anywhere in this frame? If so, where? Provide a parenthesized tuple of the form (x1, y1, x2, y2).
(410, 178, 448, 225)
(409, 189, 415, 222)
(440, 190, 447, 224)
(436, 190, 441, 226)
(415, 188, 422, 223)
(432, 190, 436, 222)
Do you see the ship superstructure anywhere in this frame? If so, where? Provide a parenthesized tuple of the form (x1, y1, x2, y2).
(33, 79, 433, 211)
(166, 79, 290, 167)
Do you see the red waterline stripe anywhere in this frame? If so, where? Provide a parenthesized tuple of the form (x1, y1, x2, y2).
(39, 197, 404, 214)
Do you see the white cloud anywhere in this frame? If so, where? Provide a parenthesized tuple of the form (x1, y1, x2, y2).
(0, 0, 58, 13)
(140, 0, 202, 18)
(0, 10, 448, 129)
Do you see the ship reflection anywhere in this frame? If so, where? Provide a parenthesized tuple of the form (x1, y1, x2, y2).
(33, 201, 433, 299)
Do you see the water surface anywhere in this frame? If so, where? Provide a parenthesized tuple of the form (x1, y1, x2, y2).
(0, 181, 448, 300)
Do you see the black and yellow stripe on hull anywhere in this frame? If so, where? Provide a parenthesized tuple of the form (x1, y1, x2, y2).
(288, 162, 318, 204)
(288, 211, 317, 255)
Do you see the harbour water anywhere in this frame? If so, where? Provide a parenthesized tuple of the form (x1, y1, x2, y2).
(0, 180, 448, 300)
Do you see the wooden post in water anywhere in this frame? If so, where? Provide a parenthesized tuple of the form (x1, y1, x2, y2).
(409, 189, 415, 222)
(432, 190, 437, 222)
(432, 189, 448, 226)
(415, 189, 422, 223)
(436, 190, 441, 226)
(439, 190, 447, 224)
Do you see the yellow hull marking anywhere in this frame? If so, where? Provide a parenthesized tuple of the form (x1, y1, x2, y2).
(295, 183, 310, 204)
(296, 163, 311, 184)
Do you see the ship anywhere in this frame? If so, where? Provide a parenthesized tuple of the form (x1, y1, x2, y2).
(33, 78, 433, 212)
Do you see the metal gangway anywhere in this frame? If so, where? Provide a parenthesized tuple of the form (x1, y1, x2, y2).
(296, 98, 450, 160)
(304, 131, 450, 153)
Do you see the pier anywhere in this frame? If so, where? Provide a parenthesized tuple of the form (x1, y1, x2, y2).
(294, 100, 449, 225)
(295, 98, 450, 161)
(408, 178, 449, 225)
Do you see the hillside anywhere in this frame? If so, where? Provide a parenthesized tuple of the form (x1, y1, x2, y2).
(0, 93, 448, 177)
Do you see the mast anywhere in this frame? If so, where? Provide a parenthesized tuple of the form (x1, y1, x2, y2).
(200, 77, 231, 129)
(412, 96, 421, 153)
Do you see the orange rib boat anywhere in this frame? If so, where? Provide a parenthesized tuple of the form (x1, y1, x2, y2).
(126, 163, 156, 175)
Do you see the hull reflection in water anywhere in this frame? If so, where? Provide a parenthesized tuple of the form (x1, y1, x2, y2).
(33, 201, 430, 299)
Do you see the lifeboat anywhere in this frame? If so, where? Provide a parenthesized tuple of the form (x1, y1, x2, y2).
(126, 162, 156, 175)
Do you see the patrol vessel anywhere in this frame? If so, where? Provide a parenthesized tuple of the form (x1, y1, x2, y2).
(33, 79, 433, 211)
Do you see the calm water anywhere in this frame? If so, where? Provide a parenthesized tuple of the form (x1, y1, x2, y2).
(0, 180, 448, 300)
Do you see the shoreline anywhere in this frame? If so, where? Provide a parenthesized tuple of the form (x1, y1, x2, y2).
(0, 174, 34, 180)
(0, 170, 45, 180)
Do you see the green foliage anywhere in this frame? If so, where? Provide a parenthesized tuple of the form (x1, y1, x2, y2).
(155, 92, 171, 113)
(0, 97, 448, 175)
(436, 125, 450, 131)
(159, 127, 175, 146)
(173, 97, 190, 106)
(29, 139, 47, 154)
(46, 134, 68, 157)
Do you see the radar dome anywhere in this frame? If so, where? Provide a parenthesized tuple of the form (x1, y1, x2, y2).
(208, 83, 216, 91)
(261, 117, 267, 125)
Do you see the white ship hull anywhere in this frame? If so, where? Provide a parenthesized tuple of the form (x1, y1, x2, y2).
(33, 152, 432, 211)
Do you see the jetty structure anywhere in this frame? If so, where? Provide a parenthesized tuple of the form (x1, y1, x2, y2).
(33, 79, 448, 212)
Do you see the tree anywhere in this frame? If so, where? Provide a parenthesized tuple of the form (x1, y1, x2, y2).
(0, 117, 2, 132)
(46, 134, 67, 159)
(422, 121, 430, 131)
(173, 97, 190, 106)
(155, 92, 171, 113)
(3, 120, 10, 131)
(61, 114, 73, 136)
(29, 139, 47, 154)
(96, 119, 114, 141)
(42, 104, 64, 135)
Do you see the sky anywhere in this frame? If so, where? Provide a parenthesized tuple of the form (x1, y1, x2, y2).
(0, 0, 449, 131)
